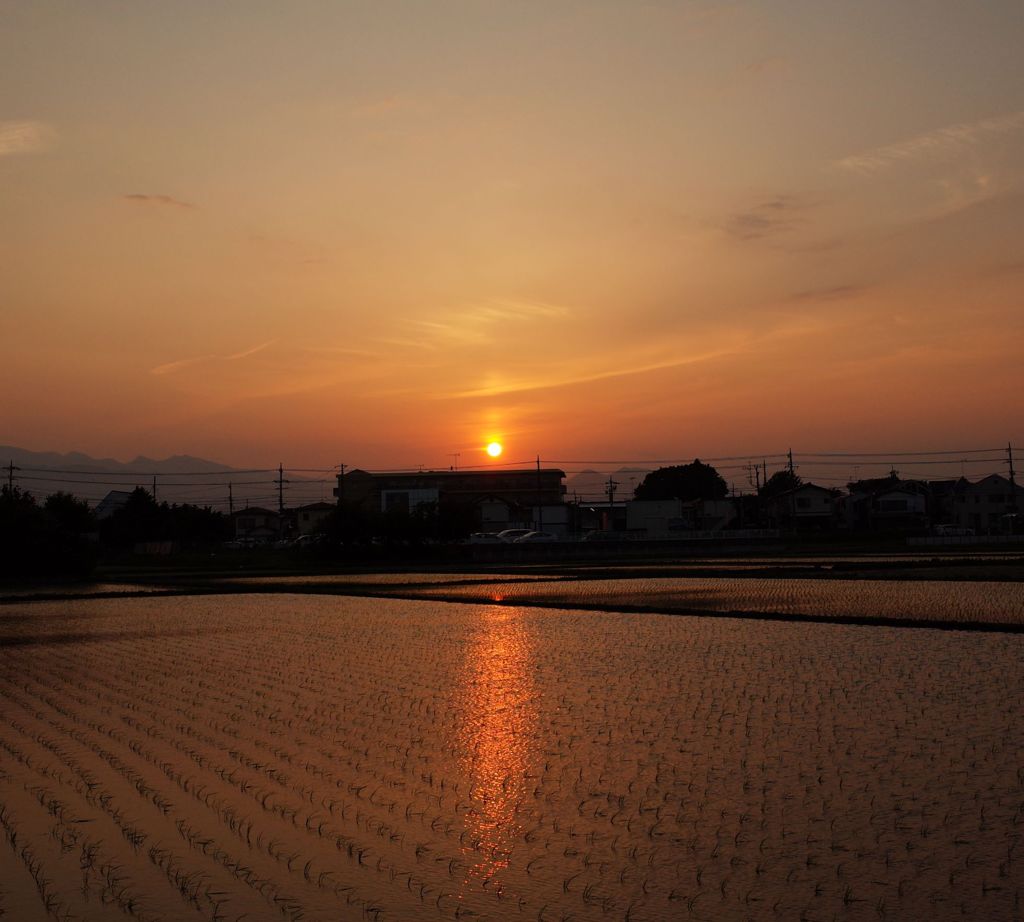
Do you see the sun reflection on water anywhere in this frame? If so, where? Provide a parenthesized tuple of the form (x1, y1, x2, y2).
(456, 605, 539, 892)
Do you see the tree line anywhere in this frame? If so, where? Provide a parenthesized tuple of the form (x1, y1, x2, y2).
(0, 486, 229, 580)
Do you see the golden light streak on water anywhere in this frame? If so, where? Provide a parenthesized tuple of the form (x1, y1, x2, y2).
(456, 606, 539, 895)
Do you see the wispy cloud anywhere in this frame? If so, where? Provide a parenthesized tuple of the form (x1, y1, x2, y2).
(836, 111, 1024, 175)
(150, 341, 274, 376)
(225, 340, 275, 361)
(790, 283, 869, 302)
(393, 298, 573, 349)
(0, 120, 54, 156)
(150, 355, 217, 376)
(123, 193, 196, 209)
(744, 55, 790, 77)
(351, 96, 404, 117)
(725, 196, 805, 241)
(443, 348, 738, 399)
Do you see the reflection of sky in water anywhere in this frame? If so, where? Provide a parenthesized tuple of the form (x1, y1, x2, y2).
(456, 606, 539, 893)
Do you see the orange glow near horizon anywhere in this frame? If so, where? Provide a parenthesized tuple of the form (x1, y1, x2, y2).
(1, 5, 1022, 468)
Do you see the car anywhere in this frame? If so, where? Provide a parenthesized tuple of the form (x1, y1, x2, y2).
(933, 524, 975, 537)
(468, 532, 503, 544)
(582, 530, 622, 542)
(495, 528, 535, 543)
(513, 531, 559, 543)
(290, 534, 325, 547)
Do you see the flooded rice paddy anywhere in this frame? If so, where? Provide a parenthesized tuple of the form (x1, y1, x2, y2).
(1, 591, 1023, 920)
(400, 577, 1024, 627)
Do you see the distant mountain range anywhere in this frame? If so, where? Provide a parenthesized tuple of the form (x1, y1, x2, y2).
(1, 446, 330, 512)
(0, 445, 236, 475)
(3, 445, 653, 510)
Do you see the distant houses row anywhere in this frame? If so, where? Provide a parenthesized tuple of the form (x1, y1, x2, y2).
(317, 467, 1022, 539)
(226, 502, 335, 543)
(110, 466, 1019, 543)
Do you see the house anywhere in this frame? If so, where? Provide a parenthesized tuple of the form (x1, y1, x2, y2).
(764, 483, 836, 530)
(943, 474, 1024, 534)
(626, 498, 736, 537)
(334, 468, 568, 534)
(95, 490, 134, 520)
(293, 501, 335, 535)
(842, 475, 930, 532)
(231, 507, 280, 542)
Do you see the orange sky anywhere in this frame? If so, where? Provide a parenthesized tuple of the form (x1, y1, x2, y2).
(2, 2, 1022, 470)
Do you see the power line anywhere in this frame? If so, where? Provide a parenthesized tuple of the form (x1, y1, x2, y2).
(16, 466, 277, 476)
(796, 448, 1004, 458)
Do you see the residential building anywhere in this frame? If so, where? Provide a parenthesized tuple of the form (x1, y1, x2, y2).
(231, 507, 280, 542)
(626, 498, 736, 537)
(944, 474, 1023, 534)
(95, 490, 134, 520)
(842, 475, 930, 531)
(293, 501, 335, 535)
(764, 483, 836, 530)
(334, 468, 567, 533)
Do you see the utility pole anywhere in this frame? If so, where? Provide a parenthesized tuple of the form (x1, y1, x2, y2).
(228, 482, 234, 516)
(6, 460, 17, 495)
(152, 474, 158, 503)
(1008, 443, 1019, 514)
(536, 455, 543, 531)
(448, 453, 460, 471)
(787, 449, 795, 476)
(337, 463, 345, 506)
(276, 463, 288, 517)
(605, 476, 619, 531)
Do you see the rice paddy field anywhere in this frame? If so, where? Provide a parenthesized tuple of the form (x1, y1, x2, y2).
(2, 579, 1023, 920)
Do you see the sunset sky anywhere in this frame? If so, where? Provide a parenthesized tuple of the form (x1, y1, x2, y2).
(3, 1, 1022, 471)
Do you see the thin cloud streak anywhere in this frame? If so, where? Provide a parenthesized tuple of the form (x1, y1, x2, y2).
(790, 284, 869, 302)
(123, 193, 196, 209)
(725, 196, 806, 241)
(443, 348, 740, 399)
(150, 355, 217, 376)
(150, 341, 275, 376)
(0, 120, 53, 156)
(395, 298, 574, 349)
(836, 111, 1024, 175)
(225, 340, 276, 361)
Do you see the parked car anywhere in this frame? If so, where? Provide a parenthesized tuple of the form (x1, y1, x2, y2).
(933, 524, 975, 537)
(514, 531, 559, 543)
(582, 530, 622, 541)
(468, 532, 503, 544)
(496, 528, 535, 543)
(290, 534, 325, 548)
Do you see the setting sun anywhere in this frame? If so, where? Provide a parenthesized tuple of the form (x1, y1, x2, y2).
(486, 441, 503, 458)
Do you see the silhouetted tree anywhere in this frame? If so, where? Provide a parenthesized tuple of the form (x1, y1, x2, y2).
(634, 460, 728, 501)
(1, 486, 97, 580)
(759, 470, 802, 499)
(99, 488, 228, 549)
(45, 491, 96, 535)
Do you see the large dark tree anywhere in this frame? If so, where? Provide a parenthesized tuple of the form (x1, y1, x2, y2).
(1, 486, 97, 580)
(44, 491, 96, 535)
(759, 470, 802, 499)
(100, 488, 228, 549)
(633, 460, 728, 501)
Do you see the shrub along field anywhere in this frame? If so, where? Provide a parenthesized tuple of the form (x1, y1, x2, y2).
(1, 593, 1022, 920)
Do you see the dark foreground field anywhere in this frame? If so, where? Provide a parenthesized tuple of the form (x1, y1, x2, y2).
(1, 565, 1023, 920)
